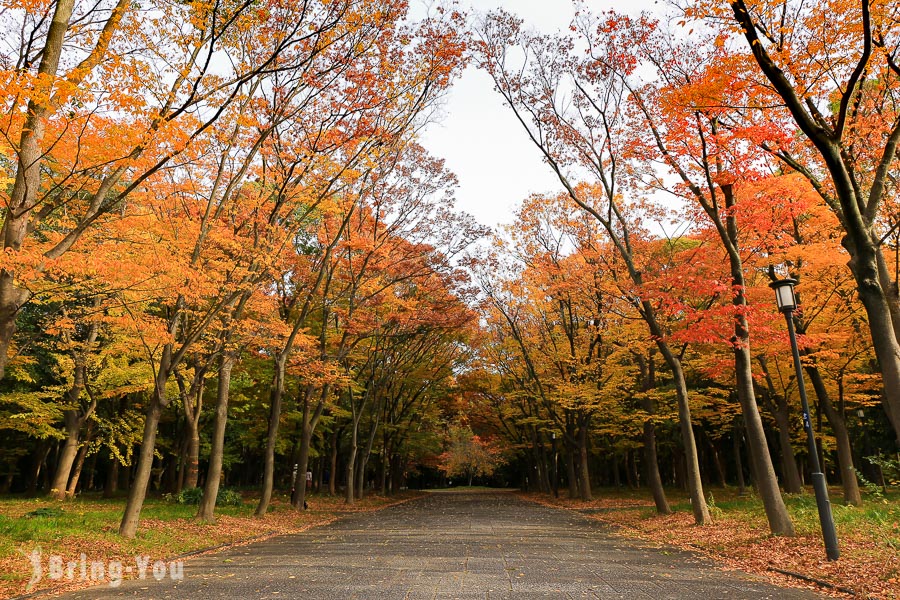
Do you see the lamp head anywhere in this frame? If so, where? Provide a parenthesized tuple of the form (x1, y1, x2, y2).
(769, 278, 798, 312)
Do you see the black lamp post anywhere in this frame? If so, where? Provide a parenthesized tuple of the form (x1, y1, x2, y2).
(770, 278, 840, 560)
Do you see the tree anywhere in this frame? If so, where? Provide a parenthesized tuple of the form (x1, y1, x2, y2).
(251, 4, 468, 515)
(439, 425, 506, 486)
(0, 0, 334, 379)
(687, 0, 900, 444)
(600, 13, 794, 534)
(476, 11, 711, 525)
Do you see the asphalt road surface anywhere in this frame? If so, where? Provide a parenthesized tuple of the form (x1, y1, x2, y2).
(58, 490, 824, 599)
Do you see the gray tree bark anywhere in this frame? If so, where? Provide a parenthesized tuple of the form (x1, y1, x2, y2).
(805, 363, 862, 505)
(197, 351, 235, 522)
(757, 356, 804, 494)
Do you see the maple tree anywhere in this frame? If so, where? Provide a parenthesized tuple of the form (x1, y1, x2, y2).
(0, 0, 470, 535)
(592, 12, 794, 535)
(438, 424, 506, 486)
(0, 0, 346, 379)
(476, 10, 715, 525)
(320, 143, 478, 505)
(472, 193, 683, 508)
(469, 5, 900, 540)
(680, 0, 900, 444)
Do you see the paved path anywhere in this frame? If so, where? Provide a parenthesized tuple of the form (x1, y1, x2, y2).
(60, 490, 823, 599)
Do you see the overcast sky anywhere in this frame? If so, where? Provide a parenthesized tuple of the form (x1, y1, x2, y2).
(417, 0, 659, 229)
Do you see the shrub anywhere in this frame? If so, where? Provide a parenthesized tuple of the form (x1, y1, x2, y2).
(24, 507, 64, 518)
(216, 488, 243, 507)
(164, 487, 243, 506)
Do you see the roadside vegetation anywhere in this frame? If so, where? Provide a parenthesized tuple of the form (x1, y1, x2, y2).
(0, 491, 420, 598)
(527, 488, 900, 599)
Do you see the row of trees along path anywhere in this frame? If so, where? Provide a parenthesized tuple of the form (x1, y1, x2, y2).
(1, 0, 899, 546)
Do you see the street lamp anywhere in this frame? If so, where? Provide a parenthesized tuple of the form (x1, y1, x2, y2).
(770, 278, 840, 560)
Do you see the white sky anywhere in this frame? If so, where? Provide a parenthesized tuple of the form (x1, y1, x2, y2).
(418, 0, 660, 230)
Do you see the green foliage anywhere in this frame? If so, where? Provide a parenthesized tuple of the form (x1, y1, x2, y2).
(855, 468, 885, 500)
(866, 454, 900, 487)
(23, 507, 64, 518)
(705, 492, 724, 519)
(165, 487, 203, 504)
(216, 489, 244, 506)
(0, 389, 66, 439)
(164, 487, 243, 506)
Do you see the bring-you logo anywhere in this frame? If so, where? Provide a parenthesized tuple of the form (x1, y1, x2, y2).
(25, 549, 184, 590)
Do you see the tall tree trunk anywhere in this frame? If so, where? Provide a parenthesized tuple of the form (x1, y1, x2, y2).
(532, 434, 550, 494)
(104, 454, 119, 498)
(256, 355, 287, 517)
(876, 247, 900, 344)
(636, 352, 670, 513)
(50, 412, 82, 500)
(729, 0, 900, 446)
(314, 457, 323, 493)
(328, 428, 339, 496)
(628, 450, 639, 488)
(540, 439, 552, 493)
(49, 331, 100, 500)
(65, 423, 93, 497)
(175, 429, 187, 494)
(713, 184, 793, 535)
(356, 408, 380, 501)
(118, 455, 132, 492)
(791, 303, 863, 505)
(182, 418, 200, 490)
(805, 363, 862, 505)
(176, 365, 205, 491)
(757, 356, 803, 494)
(577, 417, 592, 501)
(563, 417, 578, 498)
(771, 401, 803, 494)
(293, 433, 312, 508)
(844, 228, 900, 441)
(119, 393, 164, 538)
(119, 336, 179, 538)
(26, 441, 51, 495)
(709, 439, 726, 488)
(733, 422, 747, 494)
(123, 457, 135, 490)
(292, 393, 311, 509)
(643, 420, 671, 514)
(672, 447, 685, 490)
(84, 452, 98, 491)
(356, 458, 366, 499)
(345, 420, 358, 503)
(734, 341, 795, 535)
(294, 386, 331, 509)
(0, 0, 77, 380)
(379, 436, 389, 495)
(345, 385, 364, 504)
(656, 340, 710, 525)
(390, 453, 403, 494)
(197, 352, 234, 522)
